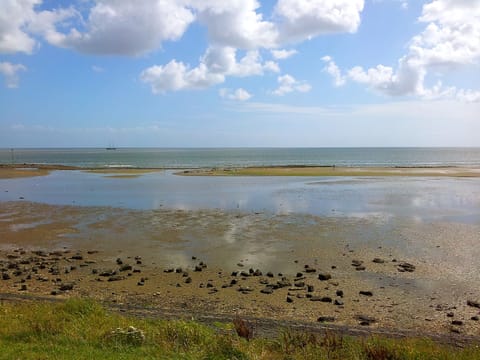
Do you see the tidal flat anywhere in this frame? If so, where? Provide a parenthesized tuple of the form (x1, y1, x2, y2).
(0, 169, 479, 340)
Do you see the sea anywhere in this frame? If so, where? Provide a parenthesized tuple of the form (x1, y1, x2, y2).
(1, 147, 480, 168)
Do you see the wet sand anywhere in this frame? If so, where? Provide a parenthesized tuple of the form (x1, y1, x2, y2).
(1, 201, 479, 338)
(2, 164, 480, 179)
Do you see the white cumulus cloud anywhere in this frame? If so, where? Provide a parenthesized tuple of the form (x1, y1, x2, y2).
(0, 62, 27, 88)
(271, 49, 298, 60)
(273, 74, 311, 96)
(322, 0, 480, 102)
(274, 0, 365, 43)
(51, 0, 195, 56)
(141, 46, 278, 93)
(219, 88, 252, 101)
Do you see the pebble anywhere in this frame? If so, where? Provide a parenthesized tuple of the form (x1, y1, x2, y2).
(317, 316, 335, 323)
(318, 273, 332, 281)
(359, 291, 373, 297)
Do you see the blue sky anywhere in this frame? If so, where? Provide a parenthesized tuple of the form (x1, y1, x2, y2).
(0, 0, 479, 147)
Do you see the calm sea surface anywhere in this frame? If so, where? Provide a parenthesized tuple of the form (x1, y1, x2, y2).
(1, 148, 480, 168)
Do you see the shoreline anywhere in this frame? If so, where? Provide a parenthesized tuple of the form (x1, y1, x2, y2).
(2, 163, 480, 179)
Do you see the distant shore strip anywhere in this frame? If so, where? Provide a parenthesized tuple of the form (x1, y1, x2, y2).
(1, 163, 480, 179)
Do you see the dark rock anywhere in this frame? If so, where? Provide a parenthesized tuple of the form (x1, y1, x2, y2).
(336, 290, 344, 297)
(59, 283, 74, 291)
(249, 268, 254, 274)
(296, 272, 303, 278)
(356, 315, 376, 326)
(99, 270, 116, 277)
(310, 296, 332, 303)
(286, 296, 293, 303)
(230, 279, 238, 285)
(467, 300, 480, 309)
(351, 260, 363, 267)
(116, 258, 123, 265)
(276, 279, 292, 288)
(175, 268, 183, 273)
(334, 299, 344, 306)
(137, 281, 144, 286)
(185, 277, 192, 284)
(20, 284, 27, 291)
(294, 281, 305, 288)
(2, 272, 10, 280)
(305, 268, 316, 273)
(237, 263, 244, 267)
(50, 290, 59, 296)
(133, 269, 141, 273)
(356, 266, 366, 271)
(206, 283, 214, 288)
(254, 269, 262, 276)
(307, 285, 314, 293)
(372, 258, 385, 264)
(194, 265, 202, 272)
(231, 271, 238, 276)
(471, 316, 479, 321)
(260, 287, 273, 295)
(108, 275, 125, 282)
(317, 316, 335, 323)
(164, 268, 174, 273)
(359, 291, 373, 297)
(398, 262, 416, 272)
(266, 272, 274, 277)
(240, 271, 250, 277)
(452, 320, 463, 326)
(318, 273, 332, 281)
(451, 327, 461, 334)
(119, 264, 133, 272)
(70, 254, 83, 260)
(447, 312, 454, 318)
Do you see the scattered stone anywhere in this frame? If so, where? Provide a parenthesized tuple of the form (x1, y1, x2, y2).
(336, 290, 344, 297)
(230, 279, 238, 285)
(70, 254, 83, 260)
(310, 296, 332, 303)
(372, 258, 385, 264)
(355, 266, 366, 271)
(397, 262, 415, 273)
(185, 277, 192, 284)
(286, 296, 293, 303)
(237, 263, 244, 267)
(164, 268, 174, 273)
(307, 285, 314, 293)
(116, 258, 123, 265)
(318, 273, 332, 281)
(471, 316, 479, 321)
(99, 270, 116, 277)
(356, 315, 376, 326)
(194, 265, 202, 272)
(296, 272, 303, 278)
(447, 312, 454, 318)
(467, 300, 480, 309)
(50, 290, 59, 296)
(334, 299, 344, 306)
(108, 275, 125, 282)
(137, 281, 144, 286)
(260, 287, 273, 295)
(20, 284, 27, 291)
(450, 327, 461, 334)
(2, 272, 10, 280)
(351, 260, 363, 267)
(452, 320, 463, 326)
(266, 272, 274, 277)
(305, 268, 316, 273)
(253, 269, 262, 276)
(317, 316, 335, 323)
(59, 283, 74, 291)
(175, 268, 183, 273)
(231, 271, 238, 276)
(359, 291, 373, 297)
(119, 264, 133, 272)
(294, 281, 305, 288)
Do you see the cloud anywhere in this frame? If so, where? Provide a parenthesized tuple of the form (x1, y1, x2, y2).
(321, 56, 346, 87)
(271, 49, 298, 60)
(0, 0, 74, 54)
(272, 74, 311, 96)
(92, 65, 104, 73)
(322, 0, 480, 102)
(274, 0, 365, 42)
(49, 0, 194, 56)
(141, 46, 278, 93)
(0, 62, 27, 88)
(219, 88, 252, 101)
(195, 0, 278, 49)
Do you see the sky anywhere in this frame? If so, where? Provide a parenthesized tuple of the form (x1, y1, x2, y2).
(0, 0, 479, 148)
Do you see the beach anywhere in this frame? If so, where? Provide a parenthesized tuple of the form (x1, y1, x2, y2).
(1, 165, 480, 341)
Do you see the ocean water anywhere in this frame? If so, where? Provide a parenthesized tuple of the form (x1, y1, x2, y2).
(1, 147, 480, 168)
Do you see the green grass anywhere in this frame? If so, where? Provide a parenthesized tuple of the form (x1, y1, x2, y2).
(0, 298, 479, 359)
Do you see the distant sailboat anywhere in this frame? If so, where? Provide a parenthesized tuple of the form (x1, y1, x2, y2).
(106, 143, 117, 150)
